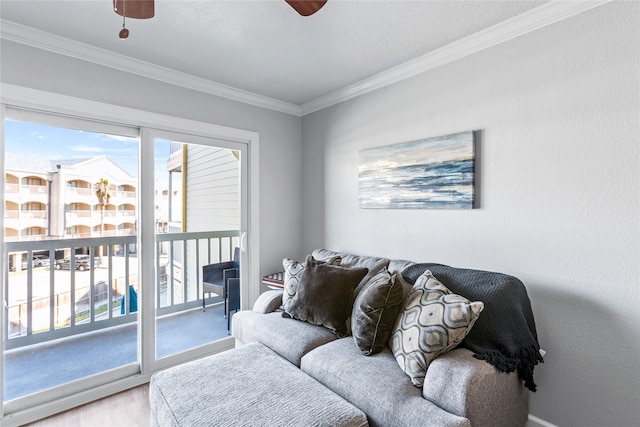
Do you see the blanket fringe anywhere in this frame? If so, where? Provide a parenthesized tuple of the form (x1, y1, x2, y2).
(473, 345, 544, 392)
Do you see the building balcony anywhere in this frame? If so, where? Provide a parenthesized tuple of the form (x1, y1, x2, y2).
(65, 187, 93, 200)
(115, 190, 136, 199)
(21, 184, 47, 195)
(6, 210, 49, 230)
(5, 188, 48, 205)
(3, 229, 240, 401)
(66, 209, 93, 218)
(4, 209, 19, 220)
(5, 183, 19, 193)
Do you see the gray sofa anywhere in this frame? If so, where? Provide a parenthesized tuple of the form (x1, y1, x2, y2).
(233, 249, 537, 427)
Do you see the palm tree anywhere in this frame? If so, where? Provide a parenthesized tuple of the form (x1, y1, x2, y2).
(95, 178, 112, 260)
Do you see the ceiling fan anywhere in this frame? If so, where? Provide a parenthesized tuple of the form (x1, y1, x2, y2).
(113, 0, 328, 39)
(285, 1, 328, 16)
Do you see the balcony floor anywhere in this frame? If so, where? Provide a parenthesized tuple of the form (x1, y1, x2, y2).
(4, 303, 232, 401)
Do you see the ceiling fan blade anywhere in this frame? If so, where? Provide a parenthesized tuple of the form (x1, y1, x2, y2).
(286, 0, 327, 16)
(113, 0, 155, 19)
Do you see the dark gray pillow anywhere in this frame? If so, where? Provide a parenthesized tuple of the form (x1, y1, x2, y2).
(282, 255, 368, 337)
(351, 270, 404, 356)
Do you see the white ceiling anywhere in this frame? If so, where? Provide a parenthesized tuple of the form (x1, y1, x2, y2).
(1, 1, 599, 115)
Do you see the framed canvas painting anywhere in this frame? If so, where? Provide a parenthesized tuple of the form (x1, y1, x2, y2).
(358, 131, 476, 209)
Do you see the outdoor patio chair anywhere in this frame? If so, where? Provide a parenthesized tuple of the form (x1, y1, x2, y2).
(202, 247, 240, 317)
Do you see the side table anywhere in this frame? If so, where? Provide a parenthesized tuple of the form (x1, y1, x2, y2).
(262, 271, 284, 289)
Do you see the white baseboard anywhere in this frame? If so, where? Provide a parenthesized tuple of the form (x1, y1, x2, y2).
(527, 414, 560, 427)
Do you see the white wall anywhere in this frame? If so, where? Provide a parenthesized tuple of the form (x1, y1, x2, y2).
(0, 39, 303, 278)
(301, 3, 639, 427)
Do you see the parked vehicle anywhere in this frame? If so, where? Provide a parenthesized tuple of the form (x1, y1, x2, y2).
(21, 255, 50, 269)
(54, 255, 98, 271)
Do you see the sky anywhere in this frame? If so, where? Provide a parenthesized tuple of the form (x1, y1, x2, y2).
(358, 131, 474, 173)
(4, 120, 170, 177)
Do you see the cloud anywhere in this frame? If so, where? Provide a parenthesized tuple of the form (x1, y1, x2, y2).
(68, 144, 135, 153)
(100, 134, 138, 143)
(68, 145, 103, 153)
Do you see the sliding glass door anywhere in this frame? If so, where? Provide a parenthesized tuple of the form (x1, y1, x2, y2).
(2, 110, 141, 406)
(0, 99, 252, 424)
(151, 131, 246, 360)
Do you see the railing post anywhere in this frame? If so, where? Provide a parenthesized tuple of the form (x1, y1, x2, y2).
(169, 241, 174, 306)
(107, 245, 113, 319)
(196, 239, 200, 305)
(49, 248, 55, 332)
(124, 243, 130, 316)
(26, 250, 33, 335)
(89, 246, 95, 324)
(55, 294, 59, 329)
(70, 247, 76, 328)
(156, 241, 161, 309)
(182, 238, 188, 303)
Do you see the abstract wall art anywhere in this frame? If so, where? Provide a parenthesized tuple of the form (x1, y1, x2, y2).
(358, 131, 476, 209)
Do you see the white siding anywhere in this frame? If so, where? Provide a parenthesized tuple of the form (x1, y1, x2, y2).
(185, 145, 239, 232)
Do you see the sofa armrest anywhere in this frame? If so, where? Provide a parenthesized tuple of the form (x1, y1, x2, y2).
(252, 290, 283, 314)
(422, 348, 529, 427)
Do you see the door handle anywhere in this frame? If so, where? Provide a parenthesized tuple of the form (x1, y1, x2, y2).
(240, 231, 247, 252)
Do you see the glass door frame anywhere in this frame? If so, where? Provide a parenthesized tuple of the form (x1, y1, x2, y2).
(142, 128, 249, 371)
(0, 83, 261, 426)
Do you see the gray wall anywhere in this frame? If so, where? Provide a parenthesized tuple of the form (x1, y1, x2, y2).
(0, 39, 303, 278)
(301, 3, 639, 427)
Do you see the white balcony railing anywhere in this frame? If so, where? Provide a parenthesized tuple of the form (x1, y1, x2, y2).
(66, 187, 93, 197)
(4, 230, 239, 350)
(4, 210, 19, 219)
(21, 184, 47, 194)
(5, 183, 19, 193)
(66, 209, 92, 218)
(117, 191, 136, 199)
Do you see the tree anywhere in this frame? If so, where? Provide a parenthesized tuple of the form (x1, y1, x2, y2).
(96, 178, 112, 260)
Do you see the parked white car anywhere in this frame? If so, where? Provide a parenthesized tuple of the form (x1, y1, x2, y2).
(21, 255, 50, 269)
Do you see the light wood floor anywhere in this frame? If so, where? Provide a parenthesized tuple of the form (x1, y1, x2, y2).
(23, 384, 150, 427)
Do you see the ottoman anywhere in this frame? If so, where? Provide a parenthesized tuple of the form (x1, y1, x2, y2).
(149, 342, 369, 427)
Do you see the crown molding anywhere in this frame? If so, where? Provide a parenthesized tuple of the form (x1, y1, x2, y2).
(1, 1, 611, 118)
(300, 0, 613, 115)
(0, 19, 302, 117)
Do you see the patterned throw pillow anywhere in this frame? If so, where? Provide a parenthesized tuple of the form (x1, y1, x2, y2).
(282, 258, 305, 308)
(390, 270, 484, 387)
(282, 256, 341, 307)
(352, 270, 404, 356)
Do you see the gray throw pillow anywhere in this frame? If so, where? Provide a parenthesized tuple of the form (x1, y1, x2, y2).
(282, 255, 342, 307)
(352, 270, 404, 356)
(282, 255, 368, 337)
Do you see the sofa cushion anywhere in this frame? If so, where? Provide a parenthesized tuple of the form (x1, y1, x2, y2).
(352, 270, 404, 355)
(390, 270, 484, 387)
(283, 256, 368, 337)
(301, 338, 471, 427)
(232, 311, 337, 366)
